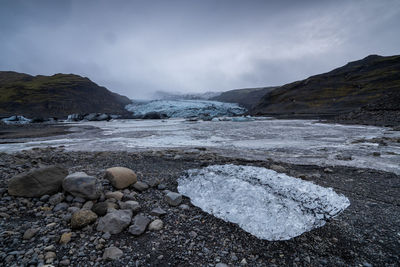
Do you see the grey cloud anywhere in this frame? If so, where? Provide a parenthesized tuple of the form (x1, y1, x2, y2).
(0, 0, 399, 99)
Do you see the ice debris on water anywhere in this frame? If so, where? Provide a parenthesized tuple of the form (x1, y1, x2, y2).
(1, 115, 31, 124)
(177, 164, 350, 241)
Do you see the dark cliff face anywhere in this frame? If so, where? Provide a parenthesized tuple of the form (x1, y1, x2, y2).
(0, 72, 132, 118)
(211, 87, 277, 109)
(251, 55, 400, 119)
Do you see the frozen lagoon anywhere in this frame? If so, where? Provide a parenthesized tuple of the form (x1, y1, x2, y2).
(1, 118, 400, 174)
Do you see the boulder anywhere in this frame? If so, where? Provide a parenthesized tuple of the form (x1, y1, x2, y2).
(62, 172, 101, 200)
(8, 166, 68, 197)
(71, 209, 98, 229)
(103, 246, 123, 260)
(104, 167, 137, 189)
(96, 210, 132, 234)
(128, 214, 150, 236)
(165, 192, 182, 206)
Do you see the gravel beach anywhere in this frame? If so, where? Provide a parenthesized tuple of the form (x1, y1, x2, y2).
(0, 146, 399, 266)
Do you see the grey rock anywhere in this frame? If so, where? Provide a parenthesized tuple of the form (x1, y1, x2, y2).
(97, 210, 132, 234)
(103, 246, 123, 260)
(23, 228, 39, 240)
(165, 192, 182, 206)
(82, 201, 94, 210)
(40, 195, 50, 202)
(128, 215, 150, 236)
(157, 184, 166, 190)
(53, 202, 69, 212)
(62, 172, 101, 200)
(133, 181, 149, 192)
(48, 192, 65, 205)
(105, 191, 124, 201)
(150, 207, 167, 217)
(216, 264, 229, 267)
(119, 201, 141, 212)
(8, 166, 68, 197)
(148, 219, 163, 231)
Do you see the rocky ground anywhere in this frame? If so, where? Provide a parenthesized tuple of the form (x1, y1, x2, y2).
(0, 147, 399, 267)
(0, 123, 72, 141)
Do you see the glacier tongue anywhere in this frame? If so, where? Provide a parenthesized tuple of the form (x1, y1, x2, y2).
(177, 164, 350, 241)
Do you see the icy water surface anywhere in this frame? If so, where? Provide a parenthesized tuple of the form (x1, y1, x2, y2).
(178, 165, 350, 240)
(1, 118, 399, 174)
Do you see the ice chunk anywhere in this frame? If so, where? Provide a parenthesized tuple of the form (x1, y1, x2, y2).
(177, 164, 350, 241)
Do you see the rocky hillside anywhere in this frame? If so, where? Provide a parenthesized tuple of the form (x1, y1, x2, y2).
(251, 55, 400, 121)
(211, 87, 277, 109)
(0, 72, 132, 118)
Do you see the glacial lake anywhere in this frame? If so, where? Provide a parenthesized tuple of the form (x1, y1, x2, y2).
(1, 118, 400, 174)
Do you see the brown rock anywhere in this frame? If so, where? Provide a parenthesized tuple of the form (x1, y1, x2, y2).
(104, 167, 137, 189)
(59, 232, 72, 244)
(8, 166, 68, 197)
(71, 209, 98, 229)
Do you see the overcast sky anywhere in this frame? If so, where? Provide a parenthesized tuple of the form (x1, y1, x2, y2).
(1, 0, 399, 99)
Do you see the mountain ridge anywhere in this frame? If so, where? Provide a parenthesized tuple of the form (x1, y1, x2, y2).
(0, 71, 132, 118)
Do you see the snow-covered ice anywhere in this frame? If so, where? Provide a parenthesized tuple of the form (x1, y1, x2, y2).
(178, 164, 350, 240)
(125, 99, 246, 118)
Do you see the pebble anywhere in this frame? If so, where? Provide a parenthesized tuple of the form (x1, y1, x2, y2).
(148, 219, 163, 231)
(150, 207, 167, 216)
(23, 228, 39, 240)
(59, 232, 72, 244)
(105, 191, 124, 201)
(165, 192, 182, 206)
(128, 214, 150, 236)
(103, 246, 123, 260)
(133, 181, 149, 192)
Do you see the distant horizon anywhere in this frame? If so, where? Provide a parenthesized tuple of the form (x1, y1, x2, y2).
(1, 0, 399, 99)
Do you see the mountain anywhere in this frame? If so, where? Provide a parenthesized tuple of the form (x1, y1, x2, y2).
(0, 72, 132, 118)
(251, 55, 400, 122)
(211, 87, 277, 109)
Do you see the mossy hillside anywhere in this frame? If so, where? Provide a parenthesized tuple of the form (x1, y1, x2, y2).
(251, 54, 400, 116)
(0, 72, 132, 118)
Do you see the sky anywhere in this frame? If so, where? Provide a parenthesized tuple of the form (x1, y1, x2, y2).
(1, 0, 399, 99)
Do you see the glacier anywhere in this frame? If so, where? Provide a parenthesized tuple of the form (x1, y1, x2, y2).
(125, 99, 246, 118)
(177, 164, 350, 241)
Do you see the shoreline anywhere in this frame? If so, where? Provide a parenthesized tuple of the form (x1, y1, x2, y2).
(0, 148, 399, 266)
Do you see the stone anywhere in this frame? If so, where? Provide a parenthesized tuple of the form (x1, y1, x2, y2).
(150, 207, 167, 216)
(148, 219, 163, 231)
(128, 215, 150, 236)
(59, 232, 72, 244)
(82, 201, 94, 210)
(71, 210, 98, 229)
(270, 164, 286, 173)
(118, 201, 141, 212)
(104, 167, 137, 189)
(103, 246, 123, 260)
(45, 251, 56, 260)
(133, 181, 149, 192)
(216, 264, 229, 267)
(105, 191, 124, 201)
(53, 202, 69, 212)
(97, 210, 132, 234)
(59, 259, 70, 266)
(165, 192, 182, 206)
(157, 184, 166, 190)
(48, 192, 65, 205)
(44, 245, 55, 251)
(92, 202, 118, 216)
(8, 166, 68, 197)
(62, 172, 101, 200)
(23, 228, 39, 240)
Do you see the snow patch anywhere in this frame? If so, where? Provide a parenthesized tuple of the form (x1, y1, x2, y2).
(178, 164, 350, 241)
